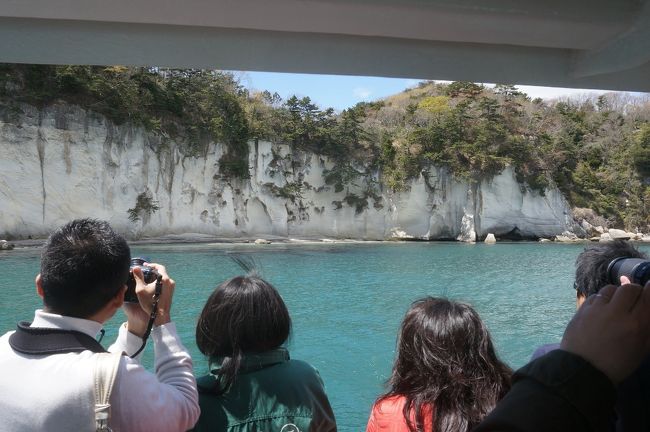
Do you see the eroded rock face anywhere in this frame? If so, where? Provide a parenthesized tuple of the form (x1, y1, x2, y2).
(0, 104, 580, 241)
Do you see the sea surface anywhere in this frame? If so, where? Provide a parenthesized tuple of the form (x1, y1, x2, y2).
(2, 241, 649, 431)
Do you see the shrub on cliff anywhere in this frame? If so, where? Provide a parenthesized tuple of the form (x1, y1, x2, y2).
(127, 191, 161, 223)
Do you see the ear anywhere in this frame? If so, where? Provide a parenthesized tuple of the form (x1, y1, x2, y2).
(36, 274, 44, 299)
(576, 292, 586, 309)
(86, 285, 128, 324)
(111, 285, 127, 310)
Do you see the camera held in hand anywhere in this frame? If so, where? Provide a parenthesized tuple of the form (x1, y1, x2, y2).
(125, 257, 159, 303)
(608, 257, 650, 287)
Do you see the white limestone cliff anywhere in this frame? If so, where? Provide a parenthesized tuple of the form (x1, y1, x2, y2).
(0, 104, 581, 240)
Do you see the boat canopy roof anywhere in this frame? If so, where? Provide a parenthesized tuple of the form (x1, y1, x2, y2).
(0, 0, 649, 91)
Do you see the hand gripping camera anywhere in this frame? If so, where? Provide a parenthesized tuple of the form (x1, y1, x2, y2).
(607, 257, 650, 287)
(125, 257, 159, 303)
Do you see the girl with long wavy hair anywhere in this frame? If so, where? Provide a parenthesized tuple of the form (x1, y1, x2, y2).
(367, 297, 512, 432)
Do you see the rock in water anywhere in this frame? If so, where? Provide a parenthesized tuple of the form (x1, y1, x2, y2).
(0, 240, 15, 250)
(600, 233, 613, 242)
(484, 233, 496, 244)
(608, 229, 630, 240)
(555, 231, 580, 243)
(254, 239, 271, 245)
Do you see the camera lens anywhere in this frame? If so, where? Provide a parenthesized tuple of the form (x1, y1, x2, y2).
(125, 256, 154, 303)
(130, 257, 147, 267)
(608, 257, 650, 286)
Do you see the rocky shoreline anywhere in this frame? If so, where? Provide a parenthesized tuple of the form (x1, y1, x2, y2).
(3, 209, 648, 250)
(542, 229, 650, 244)
(3, 229, 649, 252)
(1, 235, 388, 250)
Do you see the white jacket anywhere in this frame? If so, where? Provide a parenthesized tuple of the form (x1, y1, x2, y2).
(0, 310, 199, 432)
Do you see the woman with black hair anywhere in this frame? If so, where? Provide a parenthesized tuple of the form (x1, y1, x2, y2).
(191, 274, 337, 432)
(367, 297, 511, 432)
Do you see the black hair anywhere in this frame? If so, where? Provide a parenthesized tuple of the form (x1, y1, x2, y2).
(379, 297, 512, 432)
(40, 218, 131, 318)
(196, 275, 291, 393)
(574, 240, 647, 298)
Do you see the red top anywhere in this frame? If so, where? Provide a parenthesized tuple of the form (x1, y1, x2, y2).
(366, 395, 434, 432)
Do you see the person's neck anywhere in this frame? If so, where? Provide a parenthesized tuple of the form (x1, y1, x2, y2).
(42, 307, 102, 323)
(32, 309, 104, 338)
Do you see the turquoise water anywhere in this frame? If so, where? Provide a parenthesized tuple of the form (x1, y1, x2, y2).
(2, 242, 649, 431)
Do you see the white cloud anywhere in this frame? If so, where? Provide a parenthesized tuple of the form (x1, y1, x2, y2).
(435, 80, 615, 100)
(353, 87, 373, 99)
(514, 85, 608, 100)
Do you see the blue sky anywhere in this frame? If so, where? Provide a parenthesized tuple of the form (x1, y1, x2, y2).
(233, 71, 625, 111)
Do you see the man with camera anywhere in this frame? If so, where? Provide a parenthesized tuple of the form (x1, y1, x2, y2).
(476, 278, 650, 432)
(531, 240, 650, 431)
(0, 219, 199, 431)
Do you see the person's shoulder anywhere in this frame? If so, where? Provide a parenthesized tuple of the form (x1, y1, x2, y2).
(279, 359, 322, 379)
(286, 358, 318, 370)
(368, 396, 411, 431)
(0, 331, 17, 352)
(371, 396, 433, 432)
(531, 342, 561, 361)
(372, 395, 408, 416)
(267, 358, 328, 390)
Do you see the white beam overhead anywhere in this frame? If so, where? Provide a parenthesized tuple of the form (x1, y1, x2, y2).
(0, 0, 648, 91)
(572, 1, 650, 79)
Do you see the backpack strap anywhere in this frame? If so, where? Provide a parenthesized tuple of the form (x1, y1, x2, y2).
(94, 352, 122, 432)
(8, 321, 107, 354)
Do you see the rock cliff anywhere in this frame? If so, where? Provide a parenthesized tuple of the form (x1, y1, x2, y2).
(0, 104, 580, 241)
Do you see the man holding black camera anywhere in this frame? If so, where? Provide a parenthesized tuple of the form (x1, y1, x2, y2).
(476, 278, 650, 432)
(531, 240, 650, 431)
(0, 219, 199, 431)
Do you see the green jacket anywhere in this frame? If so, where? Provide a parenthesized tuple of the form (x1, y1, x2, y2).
(191, 348, 337, 432)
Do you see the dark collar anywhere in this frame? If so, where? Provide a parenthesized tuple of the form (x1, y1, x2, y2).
(8, 321, 107, 355)
(209, 347, 290, 374)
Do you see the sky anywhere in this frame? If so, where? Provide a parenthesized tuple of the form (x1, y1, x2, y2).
(233, 71, 631, 111)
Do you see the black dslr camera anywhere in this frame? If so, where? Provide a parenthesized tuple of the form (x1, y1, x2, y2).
(608, 257, 650, 286)
(125, 257, 159, 303)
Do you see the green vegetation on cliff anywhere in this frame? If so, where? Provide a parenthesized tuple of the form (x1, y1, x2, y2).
(361, 82, 650, 231)
(127, 190, 161, 223)
(0, 64, 648, 231)
(0, 65, 250, 177)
